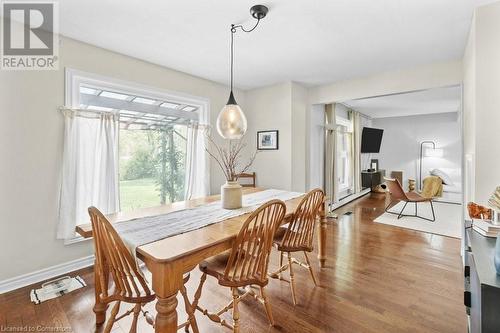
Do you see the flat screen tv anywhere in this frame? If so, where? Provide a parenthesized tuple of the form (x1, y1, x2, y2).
(361, 127, 384, 153)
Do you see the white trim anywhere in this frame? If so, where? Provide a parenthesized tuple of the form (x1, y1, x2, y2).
(336, 116, 353, 132)
(65, 68, 210, 122)
(0, 255, 94, 294)
(64, 234, 91, 245)
(329, 188, 371, 211)
(79, 93, 199, 121)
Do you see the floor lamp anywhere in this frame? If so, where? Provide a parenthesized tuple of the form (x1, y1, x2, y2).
(419, 141, 435, 191)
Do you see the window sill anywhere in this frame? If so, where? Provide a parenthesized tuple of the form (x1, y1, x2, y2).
(64, 234, 91, 246)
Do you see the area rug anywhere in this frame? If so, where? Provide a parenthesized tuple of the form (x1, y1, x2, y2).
(374, 201, 462, 238)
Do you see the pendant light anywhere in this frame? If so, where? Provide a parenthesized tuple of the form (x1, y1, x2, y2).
(216, 5, 269, 139)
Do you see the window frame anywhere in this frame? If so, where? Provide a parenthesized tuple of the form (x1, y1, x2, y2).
(63, 68, 210, 245)
(65, 68, 210, 122)
(335, 116, 354, 199)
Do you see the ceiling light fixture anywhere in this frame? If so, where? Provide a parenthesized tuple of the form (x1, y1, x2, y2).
(216, 4, 269, 139)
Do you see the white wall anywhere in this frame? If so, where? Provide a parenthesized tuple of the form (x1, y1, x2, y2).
(291, 82, 308, 192)
(463, 13, 476, 204)
(244, 82, 293, 190)
(372, 112, 462, 190)
(473, 1, 500, 203)
(463, 1, 500, 204)
(0, 35, 244, 281)
(308, 104, 325, 190)
(242, 81, 309, 192)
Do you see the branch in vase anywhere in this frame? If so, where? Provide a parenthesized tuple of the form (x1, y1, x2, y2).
(205, 134, 257, 182)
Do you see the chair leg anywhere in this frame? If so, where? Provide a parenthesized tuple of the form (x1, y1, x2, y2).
(129, 304, 141, 333)
(384, 200, 395, 213)
(192, 273, 207, 307)
(181, 284, 199, 333)
(430, 201, 436, 222)
(413, 201, 436, 222)
(191, 272, 207, 316)
(303, 251, 317, 286)
(231, 288, 240, 333)
(397, 202, 408, 219)
(278, 251, 284, 279)
(260, 287, 274, 326)
(269, 252, 289, 280)
(104, 301, 121, 333)
(287, 253, 298, 305)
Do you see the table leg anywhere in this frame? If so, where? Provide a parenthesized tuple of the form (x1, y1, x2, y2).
(155, 293, 179, 332)
(151, 263, 183, 333)
(317, 203, 328, 268)
(93, 258, 108, 325)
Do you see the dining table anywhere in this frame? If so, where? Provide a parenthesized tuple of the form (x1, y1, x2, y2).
(76, 187, 328, 333)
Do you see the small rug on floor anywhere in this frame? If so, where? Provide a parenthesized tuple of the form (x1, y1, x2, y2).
(30, 276, 86, 304)
(374, 201, 461, 238)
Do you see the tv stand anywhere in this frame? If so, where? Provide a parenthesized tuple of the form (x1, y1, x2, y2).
(361, 169, 386, 191)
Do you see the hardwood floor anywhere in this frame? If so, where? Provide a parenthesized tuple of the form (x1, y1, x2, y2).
(0, 193, 466, 332)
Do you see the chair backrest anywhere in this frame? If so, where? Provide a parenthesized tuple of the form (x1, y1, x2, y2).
(237, 172, 256, 187)
(88, 207, 152, 301)
(223, 199, 286, 286)
(281, 189, 325, 251)
(384, 178, 408, 201)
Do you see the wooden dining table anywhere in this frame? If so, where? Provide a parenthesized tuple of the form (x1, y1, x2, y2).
(76, 187, 328, 333)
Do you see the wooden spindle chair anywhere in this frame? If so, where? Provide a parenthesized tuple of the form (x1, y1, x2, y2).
(237, 172, 256, 187)
(88, 207, 198, 333)
(269, 189, 325, 305)
(188, 200, 286, 333)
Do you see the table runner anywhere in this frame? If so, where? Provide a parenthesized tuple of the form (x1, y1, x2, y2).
(115, 189, 303, 257)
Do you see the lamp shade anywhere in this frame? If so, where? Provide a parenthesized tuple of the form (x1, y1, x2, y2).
(424, 147, 444, 158)
(216, 92, 247, 139)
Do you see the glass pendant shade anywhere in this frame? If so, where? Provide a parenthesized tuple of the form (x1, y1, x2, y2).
(216, 91, 247, 139)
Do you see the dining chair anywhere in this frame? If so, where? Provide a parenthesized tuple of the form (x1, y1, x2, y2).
(237, 172, 256, 187)
(384, 177, 436, 222)
(88, 207, 199, 333)
(188, 199, 286, 333)
(269, 188, 325, 305)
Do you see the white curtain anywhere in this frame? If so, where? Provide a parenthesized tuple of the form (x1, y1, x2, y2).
(57, 109, 120, 240)
(184, 123, 209, 200)
(324, 103, 338, 205)
(351, 110, 362, 193)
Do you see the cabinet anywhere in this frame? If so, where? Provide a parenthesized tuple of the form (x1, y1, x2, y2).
(465, 224, 500, 332)
(361, 169, 385, 190)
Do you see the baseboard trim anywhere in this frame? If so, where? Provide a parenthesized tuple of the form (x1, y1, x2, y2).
(0, 255, 94, 294)
(329, 188, 371, 211)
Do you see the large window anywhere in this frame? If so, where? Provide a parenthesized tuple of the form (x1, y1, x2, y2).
(78, 85, 198, 211)
(336, 117, 353, 199)
(118, 123, 188, 211)
(58, 69, 209, 241)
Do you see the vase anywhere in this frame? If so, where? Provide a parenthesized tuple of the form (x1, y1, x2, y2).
(221, 181, 242, 209)
(495, 235, 500, 275)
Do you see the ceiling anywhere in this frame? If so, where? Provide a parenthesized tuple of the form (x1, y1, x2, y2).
(57, 0, 494, 90)
(343, 85, 461, 118)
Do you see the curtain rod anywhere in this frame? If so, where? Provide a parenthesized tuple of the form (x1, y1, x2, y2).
(58, 106, 201, 127)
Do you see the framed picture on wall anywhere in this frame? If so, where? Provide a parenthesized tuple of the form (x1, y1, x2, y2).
(257, 130, 279, 150)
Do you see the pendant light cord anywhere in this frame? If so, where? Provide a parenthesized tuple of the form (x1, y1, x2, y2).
(230, 26, 234, 92)
(230, 18, 261, 91)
